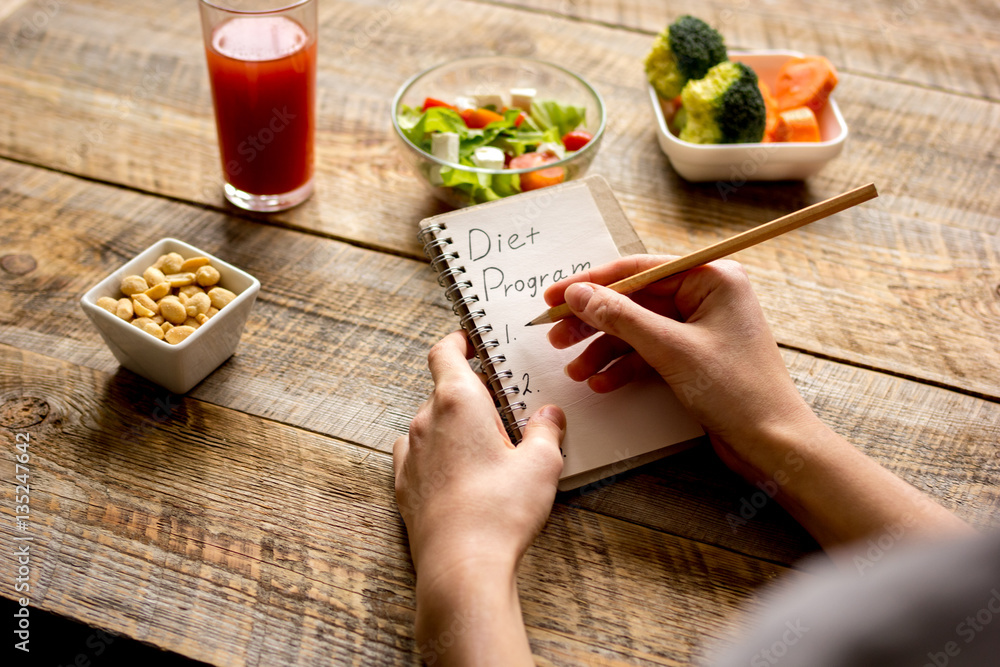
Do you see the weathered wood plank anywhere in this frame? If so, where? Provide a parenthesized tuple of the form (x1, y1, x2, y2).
(0, 343, 800, 666)
(0, 0, 997, 396)
(0, 0, 31, 23)
(2, 159, 998, 567)
(485, 0, 1000, 100)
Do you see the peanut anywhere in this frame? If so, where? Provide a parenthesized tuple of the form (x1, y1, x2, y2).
(180, 257, 211, 272)
(178, 285, 205, 298)
(161, 321, 174, 334)
(208, 287, 236, 309)
(160, 252, 184, 274)
(182, 317, 201, 329)
(115, 298, 133, 321)
(96, 296, 118, 314)
(141, 321, 165, 340)
(165, 325, 196, 344)
(195, 265, 221, 287)
(151, 314, 165, 325)
(143, 266, 166, 287)
(195, 313, 209, 325)
(132, 293, 158, 318)
(120, 275, 148, 296)
(206, 307, 219, 319)
(159, 295, 187, 325)
(131, 317, 156, 329)
(144, 281, 171, 301)
(165, 272, 196, 288)
(186, 292, 211, 317)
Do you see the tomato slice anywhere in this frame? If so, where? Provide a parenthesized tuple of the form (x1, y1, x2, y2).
(509, 152, 565, 191)
(421, 97, 455, 112)
(561, 130, 593, 152)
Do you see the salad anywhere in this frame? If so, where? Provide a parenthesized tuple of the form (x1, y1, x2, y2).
(396, 90, 595, 203)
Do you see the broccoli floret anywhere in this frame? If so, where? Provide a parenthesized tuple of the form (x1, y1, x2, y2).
(679, 61, 766, 144)
(645, 16, 727, 100)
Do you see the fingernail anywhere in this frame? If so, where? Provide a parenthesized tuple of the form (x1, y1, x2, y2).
(565, 283, 594, 312)
(537, 405, 566, 430)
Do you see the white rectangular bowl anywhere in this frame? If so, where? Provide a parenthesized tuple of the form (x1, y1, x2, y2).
(650, 51, 848, 182)
(80, 238, 260, 394)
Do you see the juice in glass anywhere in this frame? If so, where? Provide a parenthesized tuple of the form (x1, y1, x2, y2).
(200, 1, 316, 212)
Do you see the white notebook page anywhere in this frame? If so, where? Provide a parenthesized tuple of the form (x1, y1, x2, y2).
(440, 184, 703, 483)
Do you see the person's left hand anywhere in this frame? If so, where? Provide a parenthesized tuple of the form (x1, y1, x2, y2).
(393, 330, 566, 585)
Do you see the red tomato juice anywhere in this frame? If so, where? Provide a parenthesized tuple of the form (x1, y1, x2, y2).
(205, 16, 315, 196)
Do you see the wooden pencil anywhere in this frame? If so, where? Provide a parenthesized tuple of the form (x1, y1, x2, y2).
(526, 182, 878, 326)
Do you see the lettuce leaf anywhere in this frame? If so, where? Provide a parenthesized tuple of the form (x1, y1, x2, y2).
(527, 100, 587, 137)
(495, 127, 560, 157)
(398, 106, 468, 150)
(439, 165, 522, 204)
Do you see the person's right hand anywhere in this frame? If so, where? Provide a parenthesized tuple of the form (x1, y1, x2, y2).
(546, 256, 973, 552)
(544, 256, 819, 484)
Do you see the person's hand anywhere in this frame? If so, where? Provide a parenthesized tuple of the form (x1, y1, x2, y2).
(393, 331, 565, 666)
(544, 257, 972, 551)
(544, 256, 817, 484)
(394, 330, 565, 577)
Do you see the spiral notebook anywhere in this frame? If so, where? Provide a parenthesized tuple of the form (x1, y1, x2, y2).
(419, 176, 703, 490)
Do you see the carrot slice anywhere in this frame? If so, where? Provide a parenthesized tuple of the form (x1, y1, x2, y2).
(462, 107, 505, 129)
(520, 166, 565, 191)
(775, 56, 839, 113)
(772, 106, 822, 143)
(758, 79, 779, 142)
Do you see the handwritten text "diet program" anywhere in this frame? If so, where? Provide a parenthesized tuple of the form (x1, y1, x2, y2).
(466, 227, 591, 302)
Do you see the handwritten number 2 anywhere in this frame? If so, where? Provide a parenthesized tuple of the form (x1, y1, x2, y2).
(521, 373, 532, 394)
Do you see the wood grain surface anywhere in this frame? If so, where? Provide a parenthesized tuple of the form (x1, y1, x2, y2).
(2, 158, 997, 570)
(1, 0, 998, 664)
(0, 0, 997, 398)
(0, 343, 799, 666)
(488, 0, 1000, 100)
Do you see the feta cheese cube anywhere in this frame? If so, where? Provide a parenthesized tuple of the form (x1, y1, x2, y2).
(536, 141, 566, 160)
(471, 146, 505, 170)
(509, 88, 536, 112)
(453, 96, 476, 112)
(473, 92, 506, 110)
(432, 132, 460, 162)
(430, 132, 459, 185)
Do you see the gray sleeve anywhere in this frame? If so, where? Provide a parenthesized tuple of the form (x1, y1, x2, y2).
(710, 532, 1000, 667)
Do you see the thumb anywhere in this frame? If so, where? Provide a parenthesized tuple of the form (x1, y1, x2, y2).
(564, 282, 681, 355)
(516, 405, 566, 478)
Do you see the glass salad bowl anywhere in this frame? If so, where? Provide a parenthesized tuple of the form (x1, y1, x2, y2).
(392, 56, 606, 208)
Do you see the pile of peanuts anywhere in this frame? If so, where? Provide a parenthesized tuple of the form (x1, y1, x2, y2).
(95, 252, 237, 345)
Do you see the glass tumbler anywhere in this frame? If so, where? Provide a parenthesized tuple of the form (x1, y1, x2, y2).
(199, 0, 317, 212)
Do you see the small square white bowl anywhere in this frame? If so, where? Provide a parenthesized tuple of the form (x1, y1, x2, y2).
(650, 51, 848, 182)
(80, 238, 260, 394)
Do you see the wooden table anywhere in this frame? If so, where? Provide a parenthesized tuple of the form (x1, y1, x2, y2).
(1, 0, 998, 664)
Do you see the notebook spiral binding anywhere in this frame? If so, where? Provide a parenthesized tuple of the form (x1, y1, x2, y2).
(419, 222, 529, 441)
